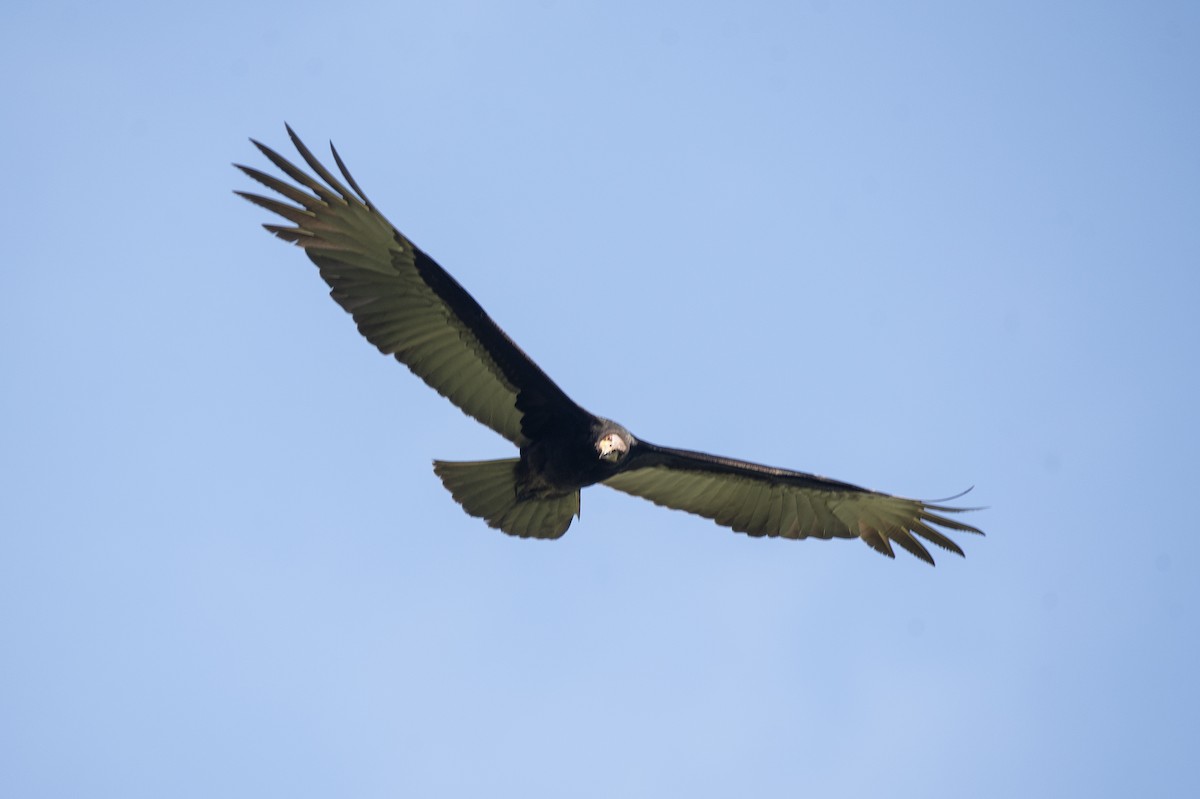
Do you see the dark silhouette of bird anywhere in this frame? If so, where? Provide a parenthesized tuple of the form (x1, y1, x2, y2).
(236, 126, 983, 564)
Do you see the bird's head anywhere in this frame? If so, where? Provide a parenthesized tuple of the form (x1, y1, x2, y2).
(594, 421, 633, 464)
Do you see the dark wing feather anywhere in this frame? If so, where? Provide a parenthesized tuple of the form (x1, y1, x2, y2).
(235, 126, 591, 445)
(602, 442, 983, 565)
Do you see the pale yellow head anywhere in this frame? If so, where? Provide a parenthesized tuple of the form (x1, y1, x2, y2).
(596, 432, 629, 462)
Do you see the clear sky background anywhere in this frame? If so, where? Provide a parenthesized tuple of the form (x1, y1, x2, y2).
(3, 1, 1197, 797)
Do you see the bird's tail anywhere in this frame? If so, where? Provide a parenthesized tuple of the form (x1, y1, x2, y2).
(432, 459, 579, 539)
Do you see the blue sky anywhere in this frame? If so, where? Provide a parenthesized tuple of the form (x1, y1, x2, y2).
(3, 1, 1197, 796)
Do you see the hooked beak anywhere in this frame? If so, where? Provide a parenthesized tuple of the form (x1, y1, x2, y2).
(597, 433, 628, 463)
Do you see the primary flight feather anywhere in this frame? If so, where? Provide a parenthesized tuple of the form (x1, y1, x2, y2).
(236, 126, 983, 564)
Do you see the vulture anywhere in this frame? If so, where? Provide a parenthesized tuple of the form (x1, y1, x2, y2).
(236, 126, 983, 565)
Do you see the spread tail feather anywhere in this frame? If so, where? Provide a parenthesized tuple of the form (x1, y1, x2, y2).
(432, 459, 579, 539)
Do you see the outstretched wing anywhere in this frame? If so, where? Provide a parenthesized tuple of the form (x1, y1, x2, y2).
(603, 442, 983, 565)
(235, 126, 591, 446)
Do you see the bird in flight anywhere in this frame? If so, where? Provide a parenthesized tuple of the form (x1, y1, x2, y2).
(236, 126, 983, 564)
